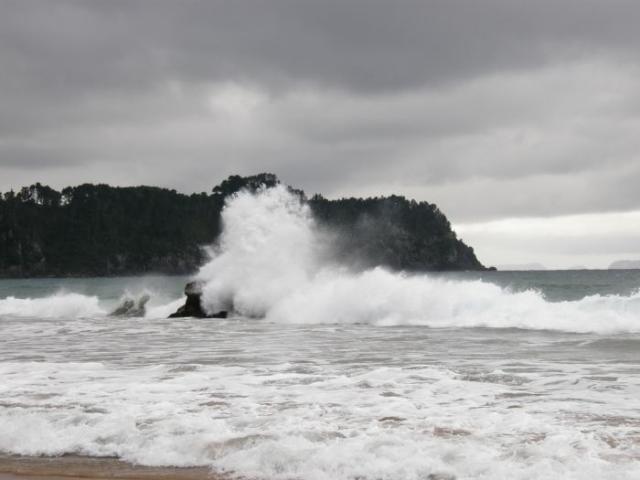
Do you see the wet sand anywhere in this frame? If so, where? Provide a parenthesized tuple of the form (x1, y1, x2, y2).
(0, 455, 230, 480)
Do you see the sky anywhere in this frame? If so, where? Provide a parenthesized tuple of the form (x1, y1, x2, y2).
(1, 0, 640, 269)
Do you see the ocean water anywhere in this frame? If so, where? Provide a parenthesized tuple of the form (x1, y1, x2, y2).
(1, 187, 640, 479)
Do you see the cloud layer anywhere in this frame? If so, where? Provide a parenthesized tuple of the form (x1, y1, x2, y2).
(2, 1, 640, 267)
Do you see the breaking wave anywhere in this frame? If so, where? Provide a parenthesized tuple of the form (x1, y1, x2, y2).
(1, 186, 639, 334)
(0, 293, 104, 318)
(195, 186, 640, 334)
(0, 292, 179, 320)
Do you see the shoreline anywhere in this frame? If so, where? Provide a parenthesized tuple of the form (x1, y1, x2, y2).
(0, 455, 230, 480)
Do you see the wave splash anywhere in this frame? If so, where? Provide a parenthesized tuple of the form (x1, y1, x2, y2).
(1, 186, 639, 334)
(0, 293, 104, 318)
(194, 185, 640, 333)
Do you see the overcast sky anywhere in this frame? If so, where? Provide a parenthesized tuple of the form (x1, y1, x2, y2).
(2, 0, 640, 269)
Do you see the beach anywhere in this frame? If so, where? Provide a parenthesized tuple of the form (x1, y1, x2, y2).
(0, 455, 223, 480)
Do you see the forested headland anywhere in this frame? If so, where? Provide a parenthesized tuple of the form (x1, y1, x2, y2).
(0, 174, 486, 277)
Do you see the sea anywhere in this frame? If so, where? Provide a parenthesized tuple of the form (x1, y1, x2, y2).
(1, 187, 640, 480)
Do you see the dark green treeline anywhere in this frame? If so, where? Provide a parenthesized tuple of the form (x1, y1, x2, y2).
(0, 174, 485, 277)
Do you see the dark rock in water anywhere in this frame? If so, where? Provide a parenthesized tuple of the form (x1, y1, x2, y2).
(111, 298, 134, 316)
(169, 281, 207, 317)
(109, 294, 150, 317)
(169, 281, 228, 318)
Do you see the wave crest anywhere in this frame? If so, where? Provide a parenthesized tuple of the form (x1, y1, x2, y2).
(0, 293, 104, 318)
(192, 186, 640, 333)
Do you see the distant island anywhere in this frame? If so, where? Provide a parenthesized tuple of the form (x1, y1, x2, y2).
(0, 173, 485, 277)
(609, 260, 640, 270)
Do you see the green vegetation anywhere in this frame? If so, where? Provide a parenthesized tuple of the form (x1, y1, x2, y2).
(0, 174, 484, 277)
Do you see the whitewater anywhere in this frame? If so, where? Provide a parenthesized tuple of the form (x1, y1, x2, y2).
(1, 186, 640, 479)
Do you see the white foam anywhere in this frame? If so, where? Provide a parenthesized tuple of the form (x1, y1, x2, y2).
(195, 186, 640, 334)
(197, 185, 319, 317)
(268, 268, 640, 333)
(145, 298, 185, 318)
(0, 353, 638, 480)
(0, 293, 104, 318)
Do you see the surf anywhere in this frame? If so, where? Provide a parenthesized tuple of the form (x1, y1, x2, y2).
(191, 185, 640, 334)
(2, 186, 640, 334)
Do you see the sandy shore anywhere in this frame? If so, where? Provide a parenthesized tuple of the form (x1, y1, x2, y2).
(0, 455, 230, 480)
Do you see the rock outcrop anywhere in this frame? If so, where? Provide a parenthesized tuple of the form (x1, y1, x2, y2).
(109, 294, 150, 317)
(169, 281, 228, 318)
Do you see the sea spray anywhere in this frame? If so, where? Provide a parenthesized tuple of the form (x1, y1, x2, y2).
(194, 185, 640, 333)
(197, 185, 321, 317)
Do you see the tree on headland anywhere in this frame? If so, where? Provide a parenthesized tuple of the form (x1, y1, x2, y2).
(0, 174, 484, 277)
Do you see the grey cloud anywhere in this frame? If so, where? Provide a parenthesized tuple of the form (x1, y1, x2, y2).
(393, 162, 640, 223)
(4, 0, 640, 97)
(0, 143, 85, 169)
(274, 60, 640, 183)
(2, 0, 640, 227)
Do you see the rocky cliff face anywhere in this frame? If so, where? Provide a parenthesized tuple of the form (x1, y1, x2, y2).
(0, 174, 485, 277)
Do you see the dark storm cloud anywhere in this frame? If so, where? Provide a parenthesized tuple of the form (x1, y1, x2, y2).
(3, 0, 640, 98)
(1, 0, 640, 234)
